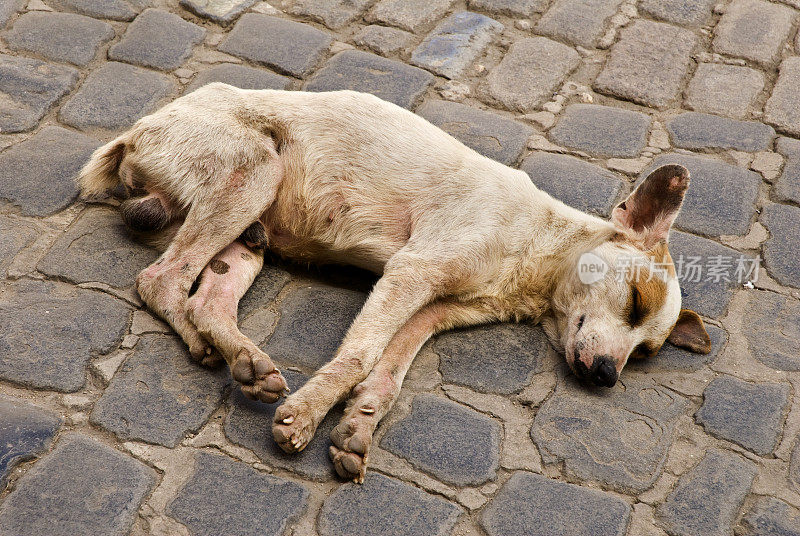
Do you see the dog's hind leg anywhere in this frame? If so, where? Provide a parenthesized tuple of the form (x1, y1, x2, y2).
(329, 301, 495, 482)
(186, 238, 287, 403)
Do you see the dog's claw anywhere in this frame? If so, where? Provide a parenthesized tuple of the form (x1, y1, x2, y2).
(272, 400, 317, 453)
(283, 416, 294, 424)
(231, 349, 286, 404)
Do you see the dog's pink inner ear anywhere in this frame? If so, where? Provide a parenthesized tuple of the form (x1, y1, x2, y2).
(667, 308, 711, 354)
(612, 164, 690, 247)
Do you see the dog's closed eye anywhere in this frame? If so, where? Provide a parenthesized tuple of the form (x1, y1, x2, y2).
(628, 286, 642, 326)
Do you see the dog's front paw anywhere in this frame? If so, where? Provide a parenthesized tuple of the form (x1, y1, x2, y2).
(231, 349, 287, 404)
(272, 398, 318, 453)
(329, 404, 377, 483)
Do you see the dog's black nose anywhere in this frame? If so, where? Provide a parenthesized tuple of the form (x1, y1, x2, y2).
(573, 353, 589, 379)
(591, 356, 617, 387)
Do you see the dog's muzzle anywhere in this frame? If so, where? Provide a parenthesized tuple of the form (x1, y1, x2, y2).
(573, 354, 618, 388)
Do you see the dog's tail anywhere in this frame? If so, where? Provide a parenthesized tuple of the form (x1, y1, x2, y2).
(76, 135, 127, 197)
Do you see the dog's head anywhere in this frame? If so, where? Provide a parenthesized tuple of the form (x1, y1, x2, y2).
(544, 164, 710, 387)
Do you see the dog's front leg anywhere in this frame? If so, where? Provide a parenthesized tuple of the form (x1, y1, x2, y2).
(329, 300, 495, 482)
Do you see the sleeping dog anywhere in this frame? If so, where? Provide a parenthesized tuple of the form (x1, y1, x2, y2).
(78, 84, 711, 482)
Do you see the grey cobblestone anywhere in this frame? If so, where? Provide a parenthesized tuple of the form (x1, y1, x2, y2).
(169, 451, 308, 536)
(0, 280, 129, 392)
(666, 112, 775, 152)
(109, 9, 204, 71)
(487, 37, 580, 112)
(522, 152, 625, 217)
(468, 0, 547, 17)
(0, 434, 154, 536)
(656, 449, 757, 536)
(628, 324, 726, 372)
(354, 25, 414, 56)
(5, 11, 114, 66)
(643, 154, 760, 237)
(411, 11, 502, 79)
(381, 393, 501, 486)
(318, 473, 461, 536)
(742, 290, 800, 371)
(548, 104, 651, 157)
(435, 323, 548, 394)
(290, 0, 372, 29)
(685, 63, 765, 119)
(0, 398, 61, 487)
(765, 57, 800, 137)
(417, 100, 532, 165)
(743, 497, 800, 536)
(186, 63, 291, 93)
(0, 54, 78, 133)
(220, 13, 332, 78)
(368, 0, 454, 33)
(38, 207, 159, 288)
(532, 375, 687, 492)
(0, 126, 97, 216)
(306, 50, 433, 109)
(49, 0, 140, 21)
(238, 265, 292, 319)
(713, 0, 796, 67)
(776, 137, 800, 204)
(481, 472, 630, 536)
(60, 61, 174, 131)
(639, 0, 716, 26)
(0, 215, 37, 277)
(0, 0, 24, 27)
(91, 334, 229, 447)
(594, 20, 697, 109)
(180, 0, 258, 25)
(696, 375, 790, 455)
(761, 203, 800, 288)
(535, 0, 624, 48)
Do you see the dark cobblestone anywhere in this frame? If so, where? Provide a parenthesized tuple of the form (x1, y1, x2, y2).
(5, 11, 114, 66)
(548, 103, 651, 157)
(381, 394, 501, 486)
(0, 0, 24, 27)
(0, 434, 154, 536)
(0, 215, 37, 277)
(535, 0, 624, 48)
(48, 0, 140, 21)
(417, 100, 532, 165)
(666, 112, 775, 152)
(656, 449, 757, 536)
(696, 375, 790, 455)
(487, 37, 579, 112)
(468, 0, 547, 17)
(0, 127, 98, 216)
(224, 370, 342, 480)
(532, 375, 686, 492)
(522, 152, 625, 217)
(643, 154, 760, 237)
(594, 20, 697, 109)
(481, 471, 630, 536)
(60, 61, 173, 131)
(367, 0, 455, 33)
(263, 284, 365, 370)
(38, 207, 159, 288)
(238, 265, 292, 319)
(0, 397, 61, 487)
(109, 9, 204, 71)
(290, 0, 372, 29)
(765, 57, 800, 137)
(185, 63, 291, 93)
(668, 231, 742, 318)
(354, 25, 413, 56)
(742, 290, 800, 371)
(180, 0, 257, 25)
(411, 11, 502, 79)
(761, 203, 800, 288)
(639, 0, 716, 26)
(0, 54, 78, 133)
(306, 50, 433, 109)
(628, 324, 726, 372)
(776, 137, 800, 204)
(318, 473, 461, 536)
(435, 323, 548, 394)
(220, 14, 332, 78)
(0, 279, 129, 392)
(713, 0, 796, 67)
(685, 63, 765, 119)
(743, 497, 800, 536)
(91, 334, 229, 447)
(169, 451, 308, 536)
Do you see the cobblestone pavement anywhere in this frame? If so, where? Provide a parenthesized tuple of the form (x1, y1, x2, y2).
(1, 0, 800, 535)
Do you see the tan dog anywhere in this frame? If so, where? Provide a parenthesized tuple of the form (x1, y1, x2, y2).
(78, 84, 711, 482)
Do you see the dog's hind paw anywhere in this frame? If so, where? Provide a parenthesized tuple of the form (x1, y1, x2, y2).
(231, 349, 287, 404)
(272, 399, 318, 453)
(328, 406, 377, 483)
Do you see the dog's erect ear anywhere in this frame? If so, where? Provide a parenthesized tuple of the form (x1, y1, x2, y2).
(612, 164, 690, 247)
(667, 309, 711, 353)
